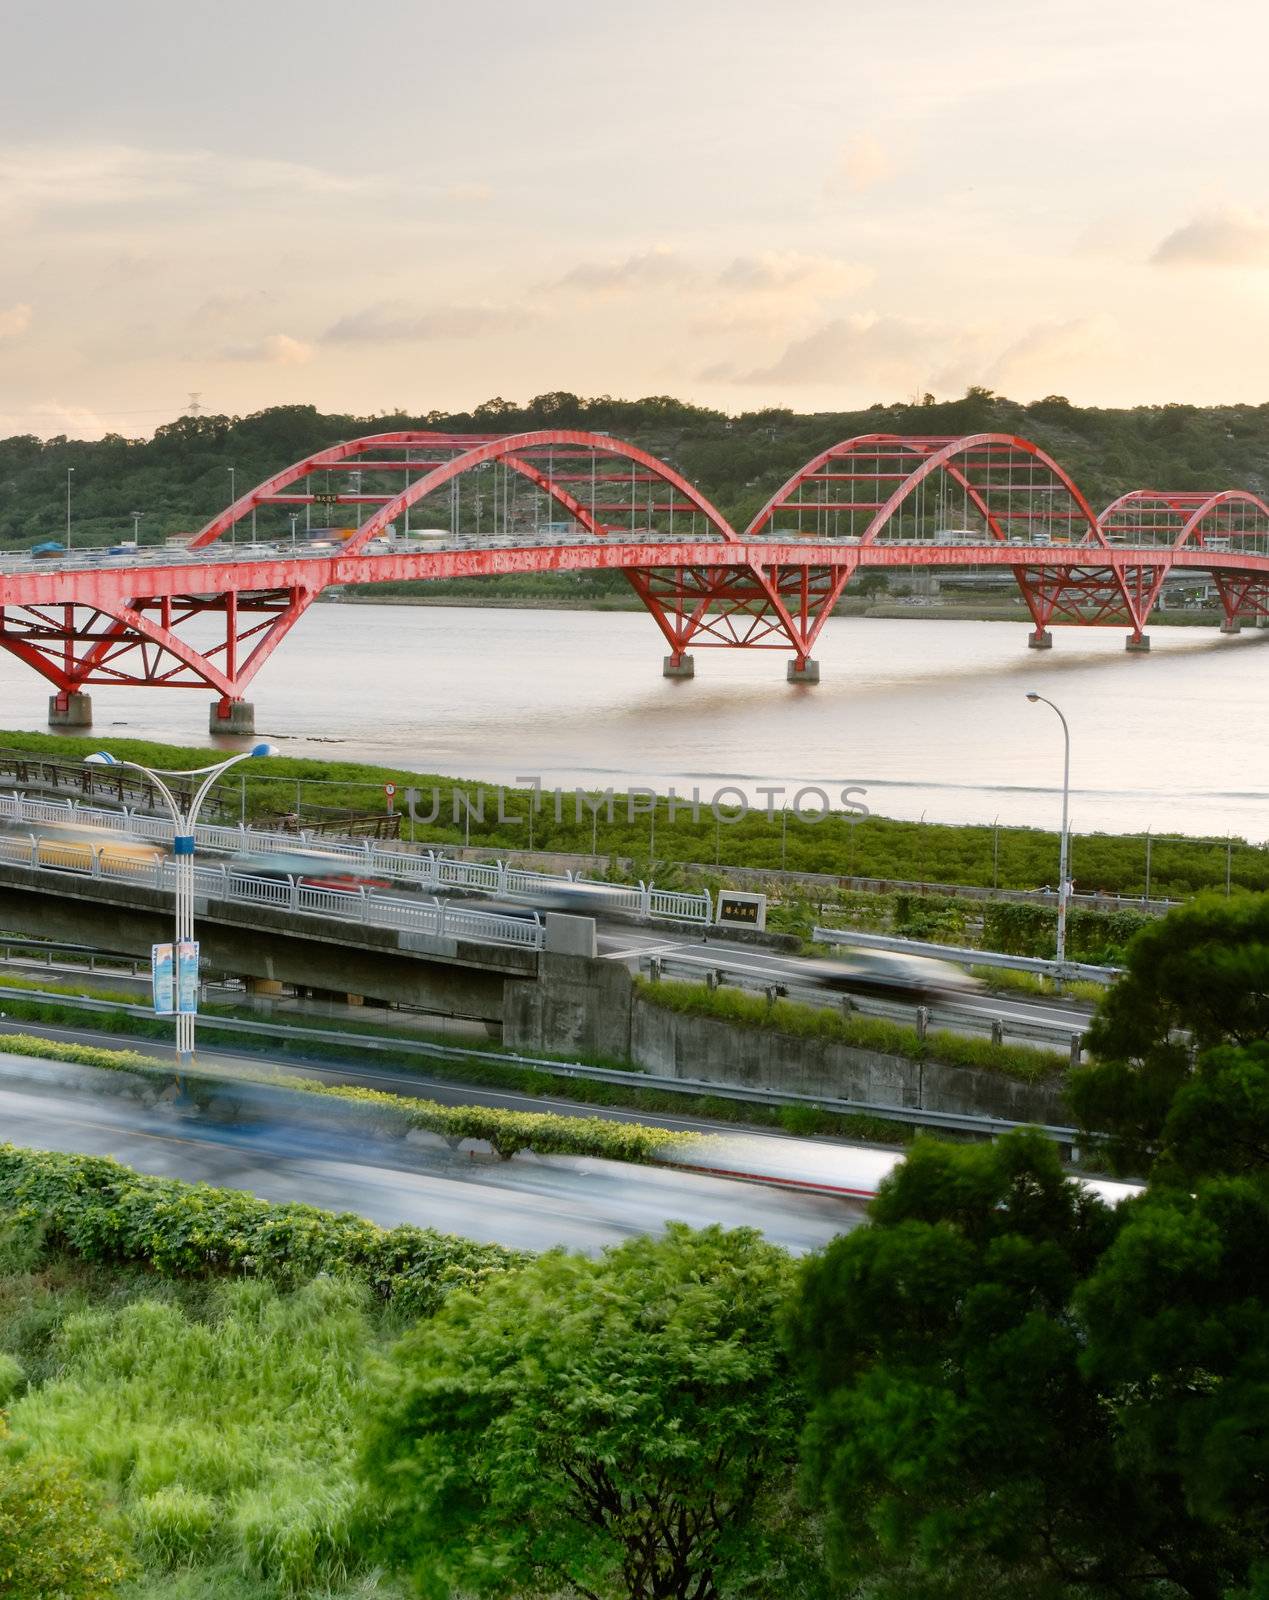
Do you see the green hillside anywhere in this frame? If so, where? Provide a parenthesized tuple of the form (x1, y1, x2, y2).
(4, 388, 1268, 559)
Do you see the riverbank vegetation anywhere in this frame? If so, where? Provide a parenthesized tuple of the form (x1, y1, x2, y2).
(3, 729, 1266, 904)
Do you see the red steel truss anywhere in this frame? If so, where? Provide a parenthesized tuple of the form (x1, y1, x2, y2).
(2, 429, 1267, 721)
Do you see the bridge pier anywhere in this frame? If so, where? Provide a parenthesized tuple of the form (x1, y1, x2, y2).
(1220, 619, 1242, 635)
(786, 657, 820, 684)
(1125, 633, 1151, 652)
(662, 653, 695, 679)
(210, 698, 255, 735)
(1027, 629, 1053, 650)
(48, 691, 92, 728)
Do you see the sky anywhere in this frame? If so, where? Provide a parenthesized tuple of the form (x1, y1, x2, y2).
(1, 0, 1268, 438)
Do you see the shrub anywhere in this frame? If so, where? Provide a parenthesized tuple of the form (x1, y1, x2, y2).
(0, 1423, 134, 1599)
(0, 1144, 522, 1317)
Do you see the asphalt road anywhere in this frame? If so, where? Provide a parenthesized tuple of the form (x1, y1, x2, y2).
(594, 926, 1095, 1037)
(0, 1057, 860, 1255)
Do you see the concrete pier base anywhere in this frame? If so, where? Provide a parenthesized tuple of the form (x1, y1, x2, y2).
(1027, 629, 1053, 650)
(1126, 633, 1151, 652)
(48, 692, 92, 727)
(1220, 619, 1242, 635)
(210, 699, 255, 735)
(662, 653, 695, 679)
(786, 657, 820, 684)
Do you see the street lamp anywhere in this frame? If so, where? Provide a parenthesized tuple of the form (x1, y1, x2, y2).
(131, 510, 142, 544)
(84, 743, 276, 1072)
(66, 466, 74, 550)
(227, 466, 236, 547)
(1025, 691, 1071, 967)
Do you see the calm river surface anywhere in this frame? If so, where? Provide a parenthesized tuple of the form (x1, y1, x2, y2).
(2, 604, 1266, 842)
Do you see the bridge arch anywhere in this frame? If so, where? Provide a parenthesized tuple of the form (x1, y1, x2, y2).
(745, 432, 1107, 549)
(189, 429, 739, 554)
(1100, 487, 1269, 557)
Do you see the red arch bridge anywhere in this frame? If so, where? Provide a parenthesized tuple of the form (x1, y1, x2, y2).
(2, 429, 1267, 734)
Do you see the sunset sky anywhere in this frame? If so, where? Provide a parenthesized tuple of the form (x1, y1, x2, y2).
(2, 0, 1267, 438)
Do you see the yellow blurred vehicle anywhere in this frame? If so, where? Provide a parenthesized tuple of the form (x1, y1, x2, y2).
(9, 822, 167, 876)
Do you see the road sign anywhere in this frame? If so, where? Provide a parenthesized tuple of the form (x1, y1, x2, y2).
(384, 782, 397, 813)
(151, 942, 174, 1014)
(176, 940, 200, 1016)
(312, 491, 340, 506)
(715, 890, 767, 930)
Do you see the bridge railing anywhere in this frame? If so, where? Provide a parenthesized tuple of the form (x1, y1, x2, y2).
(0, 793, 713, 924)
(0, 830, 544, 950)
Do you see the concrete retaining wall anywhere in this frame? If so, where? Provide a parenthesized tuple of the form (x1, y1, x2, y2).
(505, 960, 1067, 1124)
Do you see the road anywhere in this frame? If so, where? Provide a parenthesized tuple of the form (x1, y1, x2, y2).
(0, 1052, 860, 1255)
(593, 925, 1095, 1038)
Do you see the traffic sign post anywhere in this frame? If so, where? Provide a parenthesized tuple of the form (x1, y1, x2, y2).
(384, 782, 397, 813)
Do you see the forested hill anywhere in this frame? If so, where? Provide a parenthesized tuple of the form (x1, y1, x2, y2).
(4, 388, 1269, 548)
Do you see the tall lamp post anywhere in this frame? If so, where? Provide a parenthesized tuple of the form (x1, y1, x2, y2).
(85, 743, 276, 1071)
(66, 466, 74, 550)
(1025, 691, 1071, 967)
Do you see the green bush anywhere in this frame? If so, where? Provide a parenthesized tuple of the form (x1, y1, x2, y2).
(636, 979, 1066, 1083)
(0, 1144, 522, 1318)
(0, 1423, 134, 1599)
(0, 1031, 699, 1166)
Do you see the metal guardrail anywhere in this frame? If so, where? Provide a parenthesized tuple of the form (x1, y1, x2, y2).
(0, 830, 544, 950)
(0, 792, 713, 925)
(811, 926, 1122, 984)
(642, 951, 1084, 1053)
(0, 985, 1081, 1142)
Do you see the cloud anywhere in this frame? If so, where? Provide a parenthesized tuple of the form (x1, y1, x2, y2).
(736, 313, 942, 386)
(324, 303, 534, 342)
(1152, 208, 1269, 267)
(831, 133, 896, 193)
(0, 142, 370, 223)
(0, 303, 32, 338)
(548, 246, 697, 294)
(985, 315, 1118, 390)
(0, 400, 110, 439)
(717, 251, 873, 298)
(220, 333, 315, 365)
(444, 182, 493, 202)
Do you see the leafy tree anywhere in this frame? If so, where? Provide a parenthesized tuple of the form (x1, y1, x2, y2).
(361, 1224, 830, 1600)
(1077, 1177, 1269, 1593)
(785, 1131, 1238, 1600)
(0, 1425, 133, 1598)
(1067, 893, 1269, 1174)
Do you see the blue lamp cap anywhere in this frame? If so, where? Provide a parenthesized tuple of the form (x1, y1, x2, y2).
(249, 742, 278, 758)
(84, 751, 119, 765)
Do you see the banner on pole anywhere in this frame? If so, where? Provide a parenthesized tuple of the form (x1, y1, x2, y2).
(151, 943, 174, 1015)
(176, 940, 200, 1016)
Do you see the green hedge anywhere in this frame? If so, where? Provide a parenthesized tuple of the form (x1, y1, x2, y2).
(0, 1032, 699, 1164)
(635, 979, 1067, 1084)
(0, 998, 912, 1145)
(0, 1145, 522, 1318)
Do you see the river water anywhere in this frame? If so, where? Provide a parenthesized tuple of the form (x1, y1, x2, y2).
(1, 603, 1266, 842)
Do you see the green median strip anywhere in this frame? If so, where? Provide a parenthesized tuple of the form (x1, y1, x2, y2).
(0, 1031, 701, 1165)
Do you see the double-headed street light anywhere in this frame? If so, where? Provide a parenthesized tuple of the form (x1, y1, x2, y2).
(1025, 691, 1072, 967)
(85, 743, 276, 1071)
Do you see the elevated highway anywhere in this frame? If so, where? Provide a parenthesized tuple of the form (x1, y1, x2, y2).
(1, 429, 1265, 731)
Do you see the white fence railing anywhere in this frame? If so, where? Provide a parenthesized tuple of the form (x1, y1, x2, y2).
(0, 830, 544, 950)
(0, 792, 713, 924)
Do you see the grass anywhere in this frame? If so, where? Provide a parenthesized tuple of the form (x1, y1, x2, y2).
(0, 1252, 405, 1599)
(4, 727, 1267, 899)
(969, 966, 1106, 1005)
